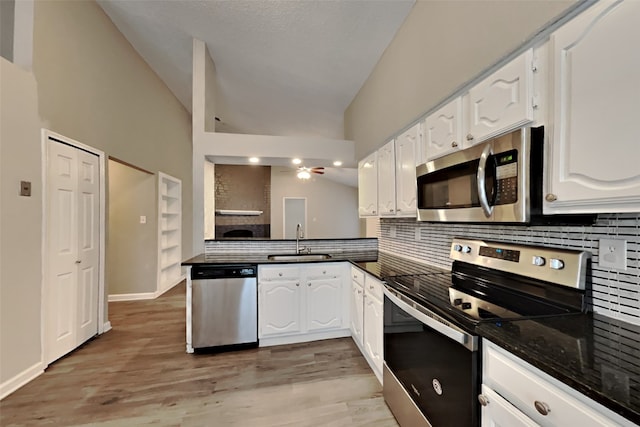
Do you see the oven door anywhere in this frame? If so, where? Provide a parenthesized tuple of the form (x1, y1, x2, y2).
(383, 287, 479, 427)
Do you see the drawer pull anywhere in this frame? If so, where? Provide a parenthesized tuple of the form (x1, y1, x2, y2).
(534, 400, 550, 416)
(477, 394, 489, 407)
(279, 272, 283, 277)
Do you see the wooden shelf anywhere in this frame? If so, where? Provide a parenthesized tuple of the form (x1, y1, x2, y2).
(158, 172, 182, 293)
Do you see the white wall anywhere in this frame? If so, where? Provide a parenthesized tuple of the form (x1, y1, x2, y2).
(270, 167, 359, 239)
(0, 58, 43, 392)
(345, 0, 575, 158)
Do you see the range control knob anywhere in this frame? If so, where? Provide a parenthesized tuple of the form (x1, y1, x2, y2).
(453, 298, 463, 306)
(462, 245, 472, 254)
(461, 302, 472, 310)
(550, 259, 565, 270)
(453, 244, 463, 252)
(532, 256, 546, 267)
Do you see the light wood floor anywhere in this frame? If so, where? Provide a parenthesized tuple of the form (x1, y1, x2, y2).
(0, 282, 398, 426)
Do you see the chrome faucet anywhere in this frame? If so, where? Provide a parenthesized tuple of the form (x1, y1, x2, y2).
(296, 223, 307, 254)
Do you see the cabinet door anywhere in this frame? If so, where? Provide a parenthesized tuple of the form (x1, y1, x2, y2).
(547, 0, 640, 213)
(364, 293, 383, 376)
(350, 281, 364, 347)
(358, 152, 378, 217)
(258, 280, 302, 338)
(395, 124, 418, 217)
(467, 49, 534, 144)
(306, 278, 343, 332)
(480, 385, 540, 427)
(377, 139, 396, 216)
(423, 97, 463, 161)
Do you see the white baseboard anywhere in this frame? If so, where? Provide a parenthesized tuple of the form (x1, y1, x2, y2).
(102, 321, 112, 333)
(108, 277, 185, 302)
(259, 329, 351, 348)
(108, 292, 158, 302)
(0, 361, 44, 400)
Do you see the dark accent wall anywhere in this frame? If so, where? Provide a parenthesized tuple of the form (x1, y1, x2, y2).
(215, 165, 271, 238)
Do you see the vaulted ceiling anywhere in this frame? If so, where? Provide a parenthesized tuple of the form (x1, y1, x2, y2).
(97, 0, 415, 141)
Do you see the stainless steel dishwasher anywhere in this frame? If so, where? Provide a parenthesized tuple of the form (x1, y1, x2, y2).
(191, 264, 258, 350)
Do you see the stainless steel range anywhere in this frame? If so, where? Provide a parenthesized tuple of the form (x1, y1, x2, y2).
(382, 238, 591, 427)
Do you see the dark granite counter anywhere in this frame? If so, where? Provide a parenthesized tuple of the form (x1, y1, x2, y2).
(478, 314, 640, 425)
(182, 250, 379, 265)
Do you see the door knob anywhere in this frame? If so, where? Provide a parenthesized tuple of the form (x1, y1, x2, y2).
(478, 394, 489, 407)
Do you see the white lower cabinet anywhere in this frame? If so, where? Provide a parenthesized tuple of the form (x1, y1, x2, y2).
(258, 263, 349, 346)
(350, 265, 384, 384)
(480, 384, 539, 427)
(482, 340, 635, 427)
(350, 267, 365, 347)
(363, 276, 383, 378)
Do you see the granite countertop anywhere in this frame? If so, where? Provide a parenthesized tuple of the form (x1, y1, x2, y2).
(181, 250, 379, 265)
(477, 314, 640, 425)
(183, 249, 640, 423)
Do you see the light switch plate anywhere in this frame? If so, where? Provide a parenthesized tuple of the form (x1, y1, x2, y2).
(20, 181, 31, 197)
(599, 238, 627, 270)
(140, 215, 147, 224)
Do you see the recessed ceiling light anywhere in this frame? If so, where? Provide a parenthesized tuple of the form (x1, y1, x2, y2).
(249, 157, 259, 163)
(292, 158, 302, 165)
(333, 160, 343, 167)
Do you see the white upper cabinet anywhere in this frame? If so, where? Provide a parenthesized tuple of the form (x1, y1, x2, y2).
(395, 124, 419, 216)
(423, 97, 463, 162)
(377, 139, 397, 216)
(466, 49, 535, 145)
(546, 0, 640, 213)
(358, 151, 378, 217)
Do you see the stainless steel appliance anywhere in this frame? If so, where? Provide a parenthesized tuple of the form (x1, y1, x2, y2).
(191, 264, 258, 350)
(382, 239, 591, 427)
(416, 126, 593, 224)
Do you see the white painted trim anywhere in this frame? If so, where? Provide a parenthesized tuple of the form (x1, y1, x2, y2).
(102, 321, 112, 333)
(0, 362, 43, 400)
(108, 276, 184, 302)
(258, 329, 350, 347)
(108, 292, 158, 302)
(40, 129, 107, 368)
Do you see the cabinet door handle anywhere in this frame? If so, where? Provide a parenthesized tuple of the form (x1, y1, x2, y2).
(545, 193, 558, 202)
(534, 401, 550, 416)
(477, 394, 489, 407)
(307, 283, 311, 287)
(75, 260, 82, 264)
(369, 285, 375, 290)
(466, 134, 474, 141)
(296, 283, 299, 287)
(278, 272, 283, 276)
(451, 141, 458, 148)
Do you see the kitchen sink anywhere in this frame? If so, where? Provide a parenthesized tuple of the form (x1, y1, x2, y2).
(267, 253, 332, 261)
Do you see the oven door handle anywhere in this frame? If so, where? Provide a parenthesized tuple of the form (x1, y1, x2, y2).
(383, 287, 477, 351)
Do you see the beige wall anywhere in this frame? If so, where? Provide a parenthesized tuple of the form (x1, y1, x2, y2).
(0, 58, 43, 387)
(107, 160, 157, 295)
(32, 0, 194, 259)
(271, 167, 359, 239)
(1, 0, 196, 393)
(345, 0, 575, 159)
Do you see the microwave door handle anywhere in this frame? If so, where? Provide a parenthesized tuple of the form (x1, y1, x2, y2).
(477, 144, 494, 218)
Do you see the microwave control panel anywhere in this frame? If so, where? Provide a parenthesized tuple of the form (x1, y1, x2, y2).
(494, 150, 518, 205)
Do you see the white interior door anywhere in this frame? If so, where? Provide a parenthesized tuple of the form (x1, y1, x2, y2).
(283, 197, 306, 239)
(46, 140, 99, 364)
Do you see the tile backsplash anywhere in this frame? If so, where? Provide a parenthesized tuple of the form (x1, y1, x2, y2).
(378, 214, 640, 326)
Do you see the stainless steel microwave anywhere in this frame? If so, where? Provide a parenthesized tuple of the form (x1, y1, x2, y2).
(417, 126, 572, 224)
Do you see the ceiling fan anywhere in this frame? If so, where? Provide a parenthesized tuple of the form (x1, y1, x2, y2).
(296, 166, 324, 180)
